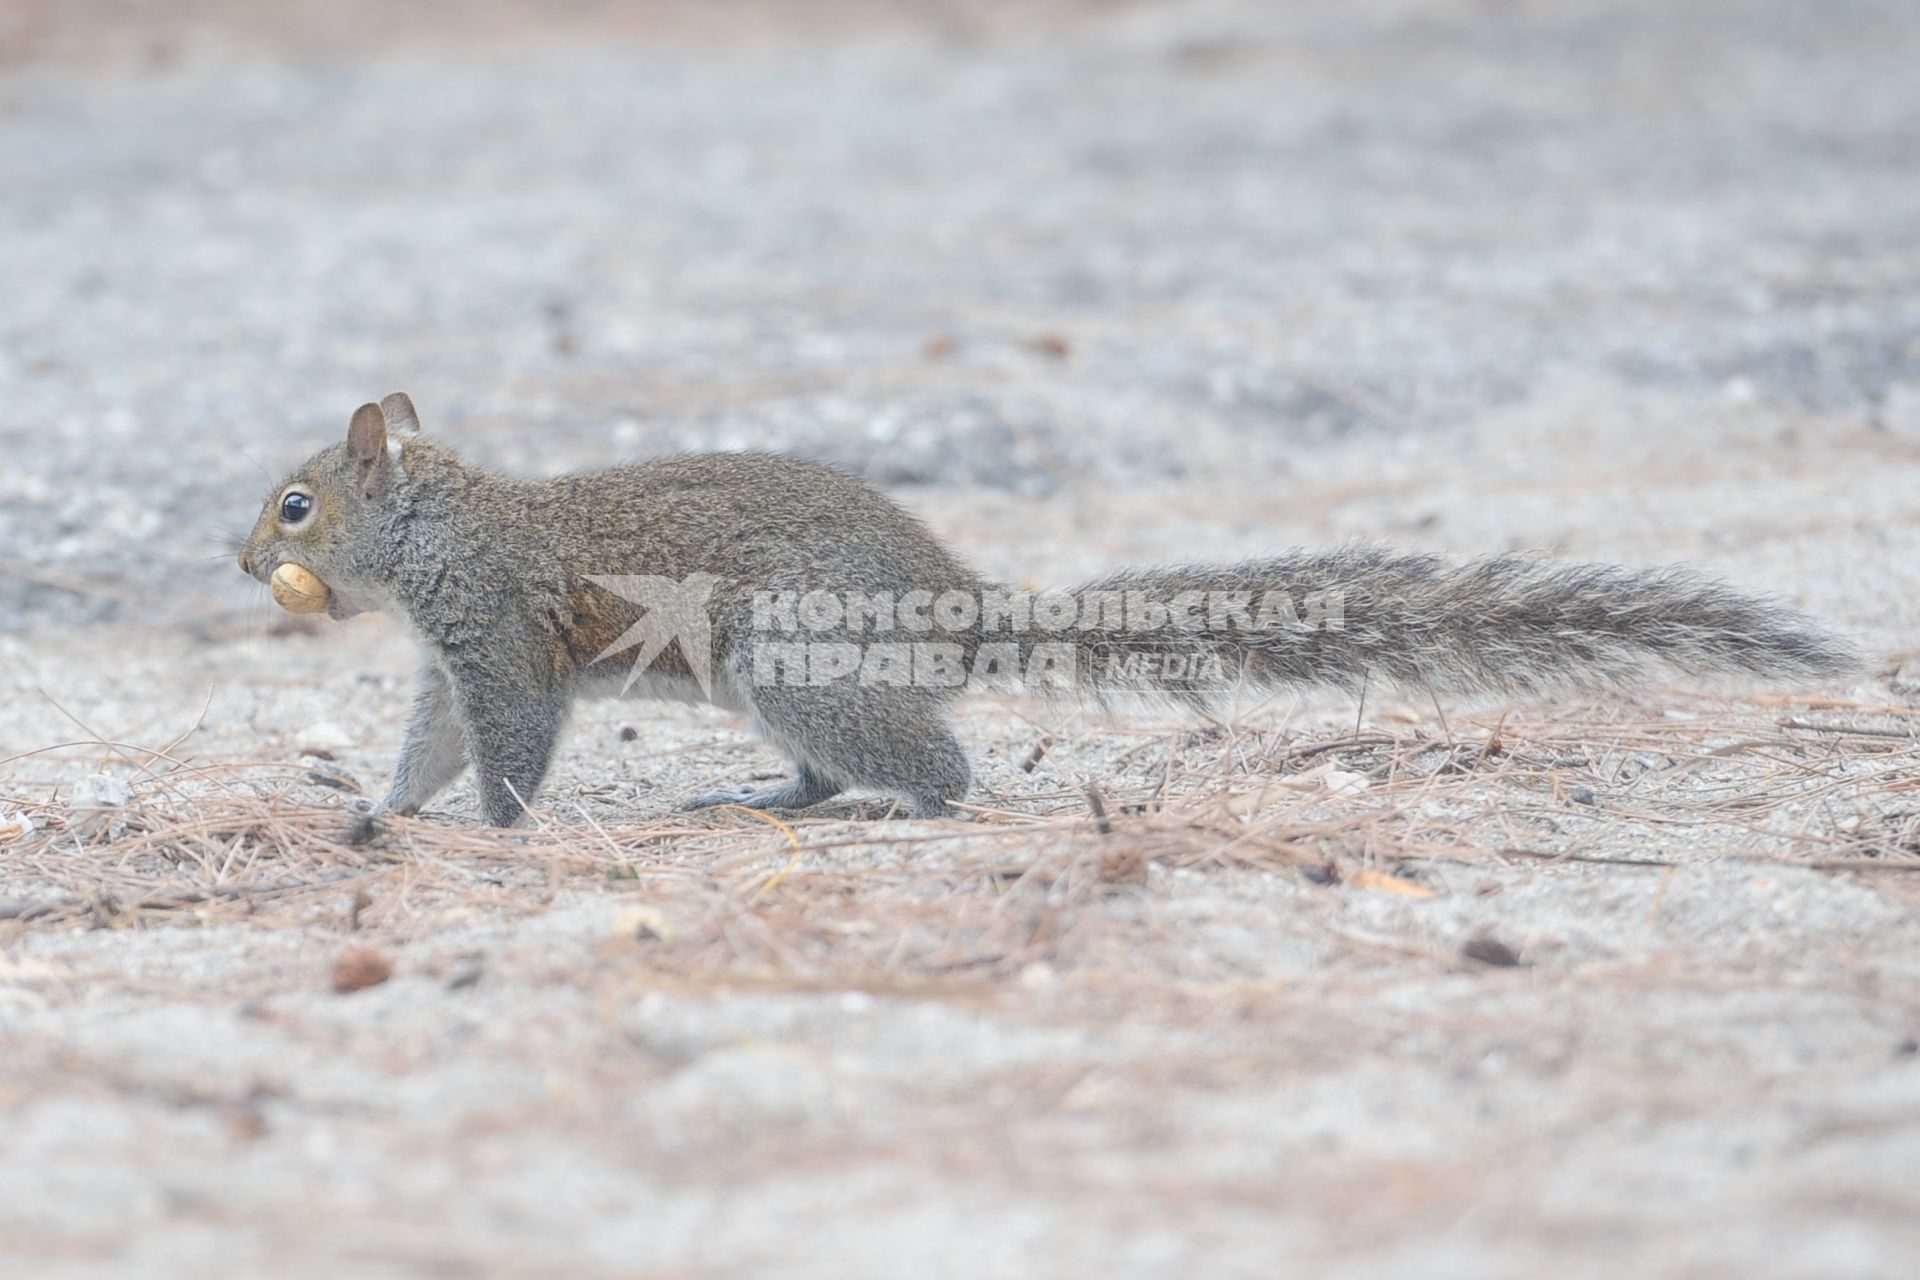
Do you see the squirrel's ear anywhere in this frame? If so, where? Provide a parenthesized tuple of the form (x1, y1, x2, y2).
(346, 402, 391, 499)
(380, 391, 421, 436)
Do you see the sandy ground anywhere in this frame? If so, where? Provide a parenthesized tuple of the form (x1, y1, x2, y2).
(3, 1, 1920, 1276)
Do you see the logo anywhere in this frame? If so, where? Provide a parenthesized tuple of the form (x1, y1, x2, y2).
(580, 576, 1347, 696)
(585, 573, 720, 695)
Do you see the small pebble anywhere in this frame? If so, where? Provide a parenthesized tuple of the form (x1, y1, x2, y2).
(331, 947, 393, 994)
(71, 773, 131, 810)
(1462, 936, 1524, 968)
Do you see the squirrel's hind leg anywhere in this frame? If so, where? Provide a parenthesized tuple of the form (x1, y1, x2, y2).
(681, 762, 842, 813)
(731, 683, 970, 820)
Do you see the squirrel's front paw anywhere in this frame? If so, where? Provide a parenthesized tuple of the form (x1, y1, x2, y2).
(376, 792, 421, 818)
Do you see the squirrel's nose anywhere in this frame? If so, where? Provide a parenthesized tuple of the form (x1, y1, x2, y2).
(238, 551, 256, 577)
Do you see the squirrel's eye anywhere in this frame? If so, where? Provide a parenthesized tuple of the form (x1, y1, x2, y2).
(280, 491, 314, 524)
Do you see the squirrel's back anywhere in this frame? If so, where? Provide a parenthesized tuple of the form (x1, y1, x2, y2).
(447, 450, 984, 680)
(541, 451, 979, 594)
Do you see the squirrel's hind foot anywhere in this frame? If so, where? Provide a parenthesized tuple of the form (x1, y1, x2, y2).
(681, 768, 842, 814)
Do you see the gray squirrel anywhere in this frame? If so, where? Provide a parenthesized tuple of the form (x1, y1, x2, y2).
(238, 394, 1857, 826)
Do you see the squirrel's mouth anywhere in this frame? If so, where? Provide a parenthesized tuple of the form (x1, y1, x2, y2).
(239, 551, 284, 591)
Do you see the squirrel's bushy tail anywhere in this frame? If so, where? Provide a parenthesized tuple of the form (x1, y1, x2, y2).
(988, 548, 1856, 706)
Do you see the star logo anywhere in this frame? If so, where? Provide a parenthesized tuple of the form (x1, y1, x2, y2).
(584, 573, 721, 696)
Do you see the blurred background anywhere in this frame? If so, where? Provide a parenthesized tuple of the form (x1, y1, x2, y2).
(6, 6, 1920, 1276)
(3, 0, 1916, 636)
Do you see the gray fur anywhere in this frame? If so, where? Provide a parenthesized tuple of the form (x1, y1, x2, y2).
(239, 396, 1859, 826)
(1054, 549, 1858, 707)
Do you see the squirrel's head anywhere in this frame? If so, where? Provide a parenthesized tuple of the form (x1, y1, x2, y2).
(238, 391, 424, 619)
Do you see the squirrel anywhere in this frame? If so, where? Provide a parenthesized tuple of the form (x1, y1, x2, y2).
(239, 393, 1857, 827)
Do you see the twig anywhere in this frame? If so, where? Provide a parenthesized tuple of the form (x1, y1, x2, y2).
(724, 805, 806, 905)
(1800, 858, 1920, 873)
(1497, 846, 1676, 869)
(1277, 733, 1399, 766)
(1779, 719, 1914, 741)
(1083, 784, 1113, 836)
(0, 871, 370, 923)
